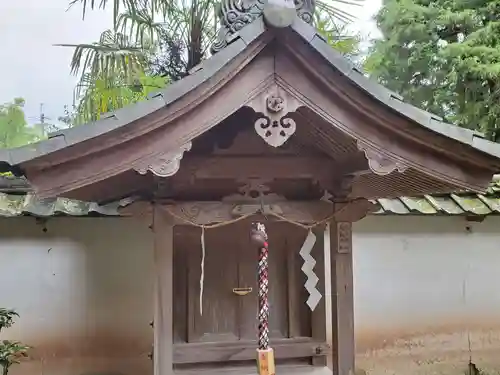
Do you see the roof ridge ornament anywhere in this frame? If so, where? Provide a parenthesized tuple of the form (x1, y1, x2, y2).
(263, 0, 296, 28)
(211, 0, 315, 54)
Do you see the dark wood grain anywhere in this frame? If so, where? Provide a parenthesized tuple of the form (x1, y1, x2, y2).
(329, 221, 354, 375)
(173, 338, 330, 364)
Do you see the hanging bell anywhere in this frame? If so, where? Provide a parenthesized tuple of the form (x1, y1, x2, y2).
(250, 222, 268, 247)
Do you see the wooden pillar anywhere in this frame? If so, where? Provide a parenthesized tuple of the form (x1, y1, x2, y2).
(311, 225, 327, 366)
(153, 206, 174, 375)
(330, 221, 355, 375)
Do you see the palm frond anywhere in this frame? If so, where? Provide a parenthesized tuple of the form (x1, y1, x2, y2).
(64, 0, 365, 124)
(117, 8, 165, 48)
(316, 0, 364, 24)
(73, 70, 167, 124)
(56, 29, 148, 99)
(56, 29, 157, 124)
(68, 0, 365, 72)
(69, 0, 366, 33)
(69, 0, 142, 28)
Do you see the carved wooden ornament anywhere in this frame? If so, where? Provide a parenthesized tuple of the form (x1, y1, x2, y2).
(248, 86, 301, 148)
(357, 141, 408, 176)
(134, 142, 192, 178)
(210, 0, 314, 53)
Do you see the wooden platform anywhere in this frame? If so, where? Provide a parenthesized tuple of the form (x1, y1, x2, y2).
(175, 364, 332, 375)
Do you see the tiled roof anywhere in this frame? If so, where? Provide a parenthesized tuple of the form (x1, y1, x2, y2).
(0, 193, 127, 217)
(372, 177, 500, 215)
(0, 177, 498, 217)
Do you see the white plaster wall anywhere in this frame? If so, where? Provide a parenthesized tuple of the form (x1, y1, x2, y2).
(353, 216, 500, 375)
(0, 217, 154, 375)
(1, 215, 499, 375)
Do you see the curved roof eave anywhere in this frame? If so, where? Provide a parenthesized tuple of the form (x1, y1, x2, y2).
(289, 20, 500, 160)
(0, 17, 267, 171)
(2, 15, 500, 172)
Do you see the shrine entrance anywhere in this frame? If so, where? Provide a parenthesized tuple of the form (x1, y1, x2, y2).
(171, 220, 328, 368)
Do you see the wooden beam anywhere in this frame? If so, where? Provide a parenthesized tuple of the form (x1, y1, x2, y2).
(173, 338, 330, 364)
(178, 155, 368, 180)
(121, 198, 377, 225)
(159, 200, 335, 225)
(153, 206, 174, 375)
(333, 152, 370, 176)
(329, 222, 355, 375)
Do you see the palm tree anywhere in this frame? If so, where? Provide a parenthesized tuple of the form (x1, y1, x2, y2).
(63, 0, 364, 123)
(57, 30, 169, 123)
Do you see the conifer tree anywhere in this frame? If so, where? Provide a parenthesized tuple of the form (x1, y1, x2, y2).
(366, 0, 500, 141)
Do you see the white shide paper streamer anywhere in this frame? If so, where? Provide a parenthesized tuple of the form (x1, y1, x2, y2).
(299, 229, 322, 311)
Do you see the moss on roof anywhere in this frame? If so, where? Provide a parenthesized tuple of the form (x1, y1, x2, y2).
(372, 176, 500, 215)
(0, 177, 498, 217)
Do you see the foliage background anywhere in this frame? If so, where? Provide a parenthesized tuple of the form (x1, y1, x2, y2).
(62, 0, 364, 124)
(365, 0, 500, 141)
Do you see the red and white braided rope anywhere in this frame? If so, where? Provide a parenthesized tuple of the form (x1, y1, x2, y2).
(254, 222, 269, 350)
(258, 238, 269, 350)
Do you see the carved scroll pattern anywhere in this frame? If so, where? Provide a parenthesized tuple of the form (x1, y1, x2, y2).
(249, 87, 301, 148)
(134, 142, 192, 178)
(357, 141, 408, 176)
(164, 200, 335, 225)
(211, 0, 315, 54)
(294, 0, 315, 24)
(211, 0, 265, 54)
(222, 178, 281, 203)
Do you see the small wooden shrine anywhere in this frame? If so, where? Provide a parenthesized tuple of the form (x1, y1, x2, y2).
(2, 0, 500, 374)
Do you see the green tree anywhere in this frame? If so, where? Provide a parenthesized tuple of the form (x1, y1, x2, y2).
(0, 309, 29, 375)
(75, 71, 168, 124)
(0, 98, 40, 148)
(67, 0, 365, 79)
(63, 0, 364, 124)
(315, 13, 361, 60)
(365, 0, 500, 141)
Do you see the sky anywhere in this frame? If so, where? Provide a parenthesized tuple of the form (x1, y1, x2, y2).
(0, 0, 382, 124)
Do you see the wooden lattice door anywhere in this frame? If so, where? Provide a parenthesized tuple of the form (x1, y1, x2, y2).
(179, 222, 303, 344)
